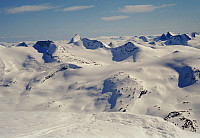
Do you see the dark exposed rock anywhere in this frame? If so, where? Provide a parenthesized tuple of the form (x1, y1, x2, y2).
(165, 34, 191, 45)
(33, 40, 56, 63)
(160, 34, 167, 41)
(17, 42, 28, 47)
(81, 38, 105, 50)
(111, 42, 138, 62)
(139, 36, 148, 42)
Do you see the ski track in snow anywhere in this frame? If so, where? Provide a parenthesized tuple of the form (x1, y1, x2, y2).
(1, 112, 200, 138)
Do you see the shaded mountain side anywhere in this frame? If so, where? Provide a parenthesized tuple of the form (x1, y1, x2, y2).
(33, 40, 56, 63)
(68, 34, 81, 44)
(165, 34, 191, 45)
(111, 42, 139, 62)
(167, 63, 200, 88)
(17, 42, 28, 47)
(101, 72, 150, 111)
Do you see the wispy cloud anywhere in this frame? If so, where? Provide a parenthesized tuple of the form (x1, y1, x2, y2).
(157, 4, 176, 8)
(6, 4, 56, 14)
(63, 5, 94, 12)
(102, 16, 129, 21)
(120, 4, 176, 14)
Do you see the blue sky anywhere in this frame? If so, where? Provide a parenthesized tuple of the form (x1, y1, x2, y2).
(0, 0, 200, 42)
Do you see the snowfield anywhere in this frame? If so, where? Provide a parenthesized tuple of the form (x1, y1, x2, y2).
(1, 112, 200, 138)
(0, 32, 200, 137)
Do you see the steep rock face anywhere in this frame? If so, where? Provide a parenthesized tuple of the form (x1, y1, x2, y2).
(111, 42, 139, 62)
(166, 32, 173, 40)
(33, 40, 53, 53)
(160, 32, 172, 41)
(33, 41, 57, 63)
(167, 63, 200, 88)
(81, 38, 105, 50)
(160, 34, 167, 41)
(69, 34, 81, 44)
(165, 34, 191, 45)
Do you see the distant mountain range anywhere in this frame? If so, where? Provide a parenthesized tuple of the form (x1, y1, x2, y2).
(0, 32, 200, 136)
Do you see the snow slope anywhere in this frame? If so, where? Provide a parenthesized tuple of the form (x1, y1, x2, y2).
(1, 112, 199, 138)
(0, 32, 200, 137)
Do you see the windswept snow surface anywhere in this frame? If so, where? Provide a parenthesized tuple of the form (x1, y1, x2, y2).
(1, 33, 200, 137)
(1, 112, 199, 138)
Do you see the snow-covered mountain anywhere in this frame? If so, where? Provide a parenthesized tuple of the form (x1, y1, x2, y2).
(68, 34, 81, 43)
(17, 42, 28, 47)
(1, 32, 200, 137)
(165, 34, 191, 45)
(111, 42, 139, 62)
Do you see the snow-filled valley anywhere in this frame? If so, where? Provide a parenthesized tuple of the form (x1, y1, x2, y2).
(1, 32, 200, 137)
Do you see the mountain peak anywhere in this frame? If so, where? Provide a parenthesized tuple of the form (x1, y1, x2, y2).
(17, 42, 28, 47)
(69, 34, 81, 43)
(160, 34, 166, 41)
(166, 32, 172, 39)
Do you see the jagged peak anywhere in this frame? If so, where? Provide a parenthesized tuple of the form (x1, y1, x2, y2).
(166, 32, 172, 39)
(69, 34, 81, 43)
(160, 33, 166, 41)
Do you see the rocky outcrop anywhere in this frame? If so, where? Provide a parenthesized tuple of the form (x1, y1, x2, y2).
(165, 34, 191, 45)
(139, 36, 148, 42)
(111, 42, 139, 62)
(17, 42, 28, 47)
(81, 38, 105, 50)
(33, 40, 56, 63)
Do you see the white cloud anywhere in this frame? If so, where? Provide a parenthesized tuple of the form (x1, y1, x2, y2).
(102, 16, 129, 21)
(63, 5, 94, 12)
(120, 5, 156, 13)
(6, 4, 55, 14)
(120, 4, 176, 14)
(157, 4, 176, 8)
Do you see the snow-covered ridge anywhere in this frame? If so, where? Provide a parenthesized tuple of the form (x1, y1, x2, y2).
(1, 32, 200, 137)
